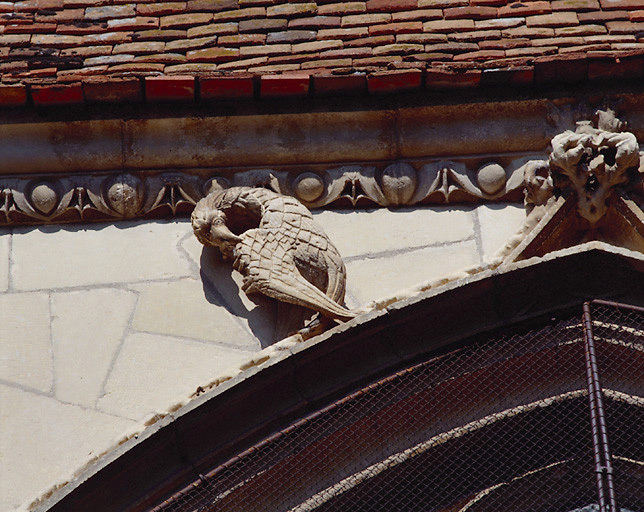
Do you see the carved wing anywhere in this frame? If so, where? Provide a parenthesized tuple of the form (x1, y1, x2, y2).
(234, 228, 355, 321)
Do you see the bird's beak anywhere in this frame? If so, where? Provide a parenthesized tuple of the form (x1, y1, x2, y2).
(210, 223, 242, 245)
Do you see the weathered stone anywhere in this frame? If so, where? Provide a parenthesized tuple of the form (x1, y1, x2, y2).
(345, 240, 480, 303)
(0, 384, 136, 512)
(476, 203, 526, 260)
(11, 220, 193, 290)
(314, 206, 475, 259)
(0, 232, 8, 292)
(131, 278, 258, 347)
(293, 172, 325, 202)
(97, 332, 254, 419)
(51, 288, 137, 407)
(477, 163, 507, 195)
(0, 292, 52, 392)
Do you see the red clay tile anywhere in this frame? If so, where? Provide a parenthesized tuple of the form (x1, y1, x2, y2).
(454, 49, 505, 61)
(426, 68, 481, 87)
(318, 3, 367, 16)
(588, 53, 644, 79)
(260, 73, 310, 97)
(200, 74, 255, 99)
(369, 21, 422, 35)
(552, 0, 600, 10)
(367, 69, 421, 93)
(606, 21, 644, 34)
(0, 84, 28, 106)
(31, 83, 83, 105)
(187, 0, 237, 11)
(313, 73, 367, 95)
(288, 16, 342, 29)
(366, 0, 417, 13)
(4, 22, 56, 33)
(82, 77, 143, 102)
(599, 0, 642, 9)
(444, 6, 497, 20)
(498, 2, 552, 17)
(578, 10, 629, 22)
(534, 53, 588, 83)
(137, 2, 188, 16)
(527, 12, 579, 27)
(630, 10, 644, 21)
(187, 47, 239, 62)
(481, 67, 534, 87)
(145, 75, 195, 101)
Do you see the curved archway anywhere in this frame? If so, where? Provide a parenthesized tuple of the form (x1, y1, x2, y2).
(41, 246, 644, 512)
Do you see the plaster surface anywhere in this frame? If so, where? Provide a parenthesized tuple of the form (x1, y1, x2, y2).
(0, 204, 525, 511)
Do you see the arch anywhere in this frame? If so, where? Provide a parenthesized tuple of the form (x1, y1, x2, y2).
(39, 245, 644, 512)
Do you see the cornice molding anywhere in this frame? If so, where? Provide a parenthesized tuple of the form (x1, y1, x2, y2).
(2, 95, 644, 226)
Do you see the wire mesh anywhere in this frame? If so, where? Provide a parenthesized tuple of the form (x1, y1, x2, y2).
(151, 302, 644, 512)
(589, 302, 644, 512)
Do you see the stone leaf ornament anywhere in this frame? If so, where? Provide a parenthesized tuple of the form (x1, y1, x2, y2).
(192, 186, 355, 337)
(499, 110, 644, 263)
(0, 157, 534, 226)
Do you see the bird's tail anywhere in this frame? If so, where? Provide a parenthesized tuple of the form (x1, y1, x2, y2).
(257, 272, 356, 321)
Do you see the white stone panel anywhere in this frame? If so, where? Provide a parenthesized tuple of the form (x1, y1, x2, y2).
(476, 203, 526, 261)
(97, 332, 253, 420)
(314, 206, 475, 259)
(51, 288, 138, 407)
(0, 384, 135, 512)
(0, 292, 52, 393)
(346, 240, 480, 304)
(0, 232, 9, 292)
(131, 278, 259, 348)
(180, 236, 277, 344)
(11, 220, 193, 290)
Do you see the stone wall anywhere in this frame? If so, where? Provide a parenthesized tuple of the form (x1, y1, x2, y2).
(0, 202, 524, 511)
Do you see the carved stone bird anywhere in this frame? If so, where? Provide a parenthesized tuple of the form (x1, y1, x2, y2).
(192, 186, 355, 338)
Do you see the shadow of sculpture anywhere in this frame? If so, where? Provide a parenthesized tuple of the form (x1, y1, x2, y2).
(199, 246, 280, 348)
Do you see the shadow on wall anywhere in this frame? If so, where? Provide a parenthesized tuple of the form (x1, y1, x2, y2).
(199, 246, 280, 349)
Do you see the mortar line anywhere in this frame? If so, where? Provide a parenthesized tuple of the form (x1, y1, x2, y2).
(343, 235, 476, 263)
(48, 292, 57, 398)
(10, 275, 195, 295)
(0, 377, 140, 422)
(129, 327, 259, 352)
(471, 208, 486, 266)
(94, 289, 140, 409)
(6, 229, 13, 291)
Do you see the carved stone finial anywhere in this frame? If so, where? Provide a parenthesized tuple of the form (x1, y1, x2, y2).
(549, 110, 640, 224)
(192, 186, 355, 340)
(498, 110, 644, 264)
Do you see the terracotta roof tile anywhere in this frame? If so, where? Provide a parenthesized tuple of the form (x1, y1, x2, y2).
(1, 0, 643, 102)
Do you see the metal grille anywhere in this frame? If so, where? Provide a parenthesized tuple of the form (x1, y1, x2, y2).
(151, 301, 644, 512)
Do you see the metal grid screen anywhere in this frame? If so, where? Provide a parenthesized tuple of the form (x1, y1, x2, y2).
(151, 301, 644, 512)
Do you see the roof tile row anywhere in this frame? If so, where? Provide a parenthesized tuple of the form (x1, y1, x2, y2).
(0, 0, 643, 102)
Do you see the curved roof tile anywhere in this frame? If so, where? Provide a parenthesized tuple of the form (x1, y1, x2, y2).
(0, 0, 643, 105)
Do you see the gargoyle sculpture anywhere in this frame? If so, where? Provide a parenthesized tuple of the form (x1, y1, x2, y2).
(498, 109, 644, 264)
(192, 186, 355, 339)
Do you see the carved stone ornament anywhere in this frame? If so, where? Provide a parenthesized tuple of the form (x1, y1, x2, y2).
(499, 110, 644, 264)
(192, 186, 355, 339)
(0, 155, 534, 226)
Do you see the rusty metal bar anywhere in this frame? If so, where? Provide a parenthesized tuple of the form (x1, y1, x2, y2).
(591, 298, 644, 313)
(582, 302, 618, 512)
